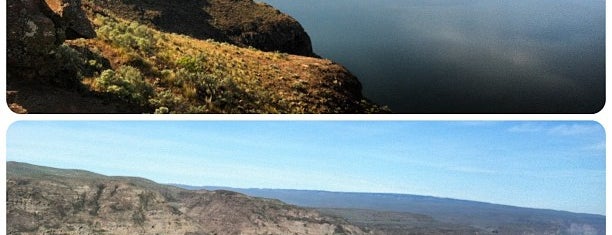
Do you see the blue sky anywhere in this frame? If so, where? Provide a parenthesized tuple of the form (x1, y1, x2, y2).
(6, 121, 605, 215)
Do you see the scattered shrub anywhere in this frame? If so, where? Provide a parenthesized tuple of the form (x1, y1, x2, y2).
(96, 16, 158, 54)
(176, 54, 207, 73)
(80, 13, 385, 113)
(93, 66, 154, 105)
(55, 44, 86, 72)
(149, 90, 183, 113)
(154, 106, 169, 114)
(132, 211, 146, 225)
(51, 44, 87, 88)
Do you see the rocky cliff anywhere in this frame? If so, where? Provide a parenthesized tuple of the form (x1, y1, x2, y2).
(7, 161, 373, 235)
(6, 0, 387, 113)
(81, 0, 315, 56)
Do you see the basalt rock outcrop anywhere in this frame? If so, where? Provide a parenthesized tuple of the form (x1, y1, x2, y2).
(7, 0, 95, 77)
(81, 0, 314, 56)
(206, 0, 314, 56)
(6, 0, 113, 113)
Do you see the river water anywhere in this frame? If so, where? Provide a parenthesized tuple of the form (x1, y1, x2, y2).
(261, 0, 605, 113)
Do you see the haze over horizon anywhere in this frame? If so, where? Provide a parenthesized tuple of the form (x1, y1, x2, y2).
(6, 121, 605, 215)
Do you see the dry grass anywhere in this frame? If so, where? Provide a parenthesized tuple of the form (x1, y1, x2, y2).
(64, 11, 386, 113)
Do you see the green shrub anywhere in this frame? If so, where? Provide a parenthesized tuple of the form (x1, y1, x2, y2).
(154, 106, 170, 114)
(96, 16, 157, 54)
(149, 89, 183, 113)
(94, 66, 154, 105)
(176, 54, 206, 73)
(55, 44, 86, 72)
(50, 44, 87, 88)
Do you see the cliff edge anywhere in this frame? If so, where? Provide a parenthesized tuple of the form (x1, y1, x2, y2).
(82, 0, 315, 56)
(6, 0, 388, 113)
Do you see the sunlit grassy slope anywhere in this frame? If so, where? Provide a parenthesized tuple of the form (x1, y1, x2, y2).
(62, 2, 387, 113)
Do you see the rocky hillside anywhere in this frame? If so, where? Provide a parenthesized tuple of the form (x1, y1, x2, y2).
(6, 0, 388, 113)
(7, 161, 373, 234)
(82, 0, 315, 56)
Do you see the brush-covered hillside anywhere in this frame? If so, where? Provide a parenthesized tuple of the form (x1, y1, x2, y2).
(7, 161, 373, 234)
(6, 0, 388, 113)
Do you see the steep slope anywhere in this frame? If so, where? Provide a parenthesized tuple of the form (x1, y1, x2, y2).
(6, 0, 387, 114)
(81, 0, 315, 56)
(7, 162, 372, 235)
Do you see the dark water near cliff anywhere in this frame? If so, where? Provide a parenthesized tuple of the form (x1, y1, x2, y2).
(261, 0, 605, 113)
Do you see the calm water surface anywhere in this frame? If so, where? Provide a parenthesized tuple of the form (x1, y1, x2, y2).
(261, 0, 605, 113)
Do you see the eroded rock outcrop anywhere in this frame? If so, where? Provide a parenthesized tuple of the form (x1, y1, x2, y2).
(7, 162, 373, 234)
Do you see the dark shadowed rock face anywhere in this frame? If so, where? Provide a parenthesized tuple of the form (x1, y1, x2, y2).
(43, 0, 97, 39)
(206, 0, 314, 56)
(7, 0, 95, 78)
(6, 0, 144, 114)
(7, 0, 59, 71)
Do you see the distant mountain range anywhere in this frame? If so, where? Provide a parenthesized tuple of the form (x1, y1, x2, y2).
(174, 185, 605, 235)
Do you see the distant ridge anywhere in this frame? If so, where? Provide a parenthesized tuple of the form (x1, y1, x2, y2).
(174, 185, 605, 235)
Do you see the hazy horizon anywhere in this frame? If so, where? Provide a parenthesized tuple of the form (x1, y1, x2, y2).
(6, 161, 606, 217)
(6, 121, 605, 215)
